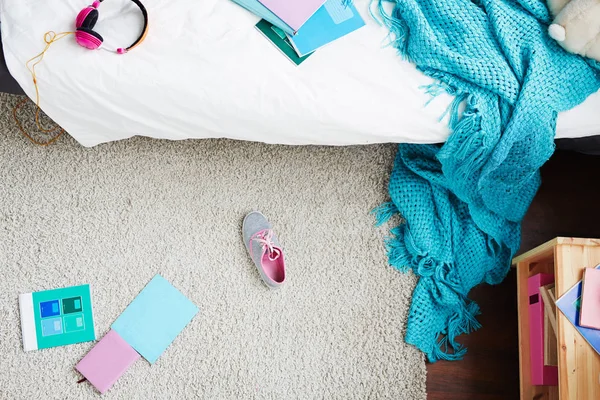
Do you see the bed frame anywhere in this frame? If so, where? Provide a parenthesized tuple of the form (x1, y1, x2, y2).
(0, 29, 25, 95)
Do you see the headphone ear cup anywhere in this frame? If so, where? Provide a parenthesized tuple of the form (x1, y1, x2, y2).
(75, 27, 104, 50)
(80, 8, 99, 30)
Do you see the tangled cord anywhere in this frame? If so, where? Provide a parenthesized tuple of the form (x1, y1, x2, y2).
(12, 31, 73, 146)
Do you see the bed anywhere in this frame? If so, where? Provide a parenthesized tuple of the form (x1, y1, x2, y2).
(2, 0, 600, 147)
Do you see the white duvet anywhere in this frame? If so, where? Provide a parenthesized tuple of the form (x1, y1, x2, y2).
(2, 0, 600, 147)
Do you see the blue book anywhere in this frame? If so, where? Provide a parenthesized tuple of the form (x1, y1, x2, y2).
(111, 275, 199, 364)
(287, 0, 365, 57)
(230, 0, 295, 35)
(555, 264, 600, 356)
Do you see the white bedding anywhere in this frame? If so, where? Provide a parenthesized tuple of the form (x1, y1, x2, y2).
(2, 0, 600, 147)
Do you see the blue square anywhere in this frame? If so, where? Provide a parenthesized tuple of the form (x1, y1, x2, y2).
(41, 317, 63, 336)
(40, 300, 61, 318)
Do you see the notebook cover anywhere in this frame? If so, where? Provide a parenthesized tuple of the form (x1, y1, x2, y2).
(230, 0, 295, 35)
(111, 274, 198, 364)
(19, 284, 95, 351)
(556, 264, 600, 356)
(75, 329, 140, 394)
(257, 0, 325, 31)
(256, 19, 313, 66)
(287, 0, 365, 57)
(580, 268, 600, 329)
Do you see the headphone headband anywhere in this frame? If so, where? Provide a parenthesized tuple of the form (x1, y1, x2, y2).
(121, 0, 148, 53)
(75, 0, 149, 54)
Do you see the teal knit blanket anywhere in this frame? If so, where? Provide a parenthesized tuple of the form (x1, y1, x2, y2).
(373, 0, 600, 361)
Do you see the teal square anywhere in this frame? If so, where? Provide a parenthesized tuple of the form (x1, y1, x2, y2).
(63, 313, 85, 332)
(62, 296, 83, 314)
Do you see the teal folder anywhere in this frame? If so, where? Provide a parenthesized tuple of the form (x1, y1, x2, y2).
(231, 0, 295, 35)
(111, 275, 198, 364)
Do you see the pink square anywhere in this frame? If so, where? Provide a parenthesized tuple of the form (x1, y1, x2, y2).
(76, 329, 140, 394)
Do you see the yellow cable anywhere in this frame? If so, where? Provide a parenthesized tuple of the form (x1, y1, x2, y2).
(13, 31, 73, 146)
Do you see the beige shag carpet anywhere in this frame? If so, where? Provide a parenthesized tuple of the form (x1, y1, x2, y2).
(0, 93, 425, 399)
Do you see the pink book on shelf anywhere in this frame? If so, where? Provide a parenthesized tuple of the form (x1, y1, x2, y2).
(256, 0, 325, 32)
(75, 329, 141, 394)
(580, 268, 600, 330)
(528, 273, 558, 386)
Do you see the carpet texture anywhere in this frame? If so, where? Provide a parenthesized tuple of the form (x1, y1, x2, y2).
(0, 93, 426, 399)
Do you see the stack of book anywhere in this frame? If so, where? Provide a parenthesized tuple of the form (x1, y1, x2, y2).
(529, 266, 600, 386)
(231, 0, 365, 65)
(556, 266, 600, 352)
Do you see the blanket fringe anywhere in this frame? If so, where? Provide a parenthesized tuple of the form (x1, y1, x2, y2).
(408, 289, 482, 362)
(371, 201, 399, 226)
(372, 0, 411, 59)
(385, 226, 412, 273)
(377, 215, 483, 361)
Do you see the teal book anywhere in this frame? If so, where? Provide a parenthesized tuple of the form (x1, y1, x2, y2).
(111, 275, 198, 364)
(287, 0, 365, 57)
(256, 19, 313, 66)
(19, 284, 96, 351)
(231, 0, 295, 35)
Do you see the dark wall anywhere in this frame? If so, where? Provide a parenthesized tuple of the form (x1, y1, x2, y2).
(0, 25, 25, 95)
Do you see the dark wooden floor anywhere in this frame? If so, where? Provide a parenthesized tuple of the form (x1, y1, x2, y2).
(426, 150, 600, 400)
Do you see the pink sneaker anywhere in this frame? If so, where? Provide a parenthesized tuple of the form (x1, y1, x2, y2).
(242, 212, 286, 289)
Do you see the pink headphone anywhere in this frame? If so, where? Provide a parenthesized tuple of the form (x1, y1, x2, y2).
(75, 0, 149, 54)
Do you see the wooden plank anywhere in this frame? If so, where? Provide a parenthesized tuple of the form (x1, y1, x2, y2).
(540, 284, 557, 335)
(555, 237, 600, 247)
(514, 238, 600, 266)
(544, 303, 558, 367)
(554, 243, 600, 400)
(514, 238, 558, 266)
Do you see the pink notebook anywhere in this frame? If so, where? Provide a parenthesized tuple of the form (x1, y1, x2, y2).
(580, 268, 600, 330)
(257, 0, 325, 32)
(528, 273, 558, 385)
(76, 330, 141, 394)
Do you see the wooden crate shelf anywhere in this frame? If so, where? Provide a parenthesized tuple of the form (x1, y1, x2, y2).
(513, 237, 600, 400)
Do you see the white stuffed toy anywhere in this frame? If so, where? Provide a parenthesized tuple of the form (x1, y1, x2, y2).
(548, 0, 600, 62)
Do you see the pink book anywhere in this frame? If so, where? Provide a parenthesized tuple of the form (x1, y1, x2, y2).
(528, 273, 558, 386)
(580, 268, 600, 330)
(257, 0, 325, 32)
(75, 329, 141, 394)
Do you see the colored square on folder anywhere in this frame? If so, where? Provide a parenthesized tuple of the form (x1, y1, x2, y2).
(64, 313, 85, 332)
(40, 300, 61, 318)
(76, 329, 141, 394)
(111, 275, 198, 364)
(62, 297, 83, 314)
(41, 317, 63, 336)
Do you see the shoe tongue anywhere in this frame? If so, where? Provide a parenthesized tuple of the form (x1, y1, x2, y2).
(267, 247, 281, 261)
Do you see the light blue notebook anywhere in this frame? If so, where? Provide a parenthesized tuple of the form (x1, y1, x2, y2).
(288, 0, 365, 57)
(111, 275, 198, 364)
(231, 0, 295, 35)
